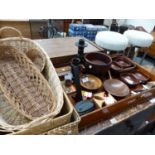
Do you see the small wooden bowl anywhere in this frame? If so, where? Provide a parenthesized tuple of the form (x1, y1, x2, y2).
(104, 78, 130, 98)
(80, 74, 102, 91)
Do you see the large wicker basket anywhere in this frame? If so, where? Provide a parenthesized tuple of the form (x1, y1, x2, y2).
(0, 27, 73, 134)
(0, 45, 57, 120)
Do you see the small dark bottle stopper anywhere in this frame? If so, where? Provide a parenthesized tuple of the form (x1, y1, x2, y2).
(75, 39, 88, 62)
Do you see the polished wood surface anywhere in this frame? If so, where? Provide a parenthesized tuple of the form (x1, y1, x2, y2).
(80, 74, 102, 90)
(35, 37, 100, 58)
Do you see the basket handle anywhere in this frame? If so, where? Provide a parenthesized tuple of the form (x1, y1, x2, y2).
(0, 26, 23, 38)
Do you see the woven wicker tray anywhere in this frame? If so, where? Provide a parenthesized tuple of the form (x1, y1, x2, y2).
(0, 45, 57, 120)
(0, 34, 66, 134)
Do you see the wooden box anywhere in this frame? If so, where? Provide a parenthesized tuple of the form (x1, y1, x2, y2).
(55, 54, 155, 130)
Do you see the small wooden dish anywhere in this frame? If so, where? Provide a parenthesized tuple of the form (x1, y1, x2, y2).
(80, 74, 102, 91)
(131, 71, 149, 84)
(120, 73, 140, 87)
(110, 56, 136, 73)
(115, 59, 132, 68)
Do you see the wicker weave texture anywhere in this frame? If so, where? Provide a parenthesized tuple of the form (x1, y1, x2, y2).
(0, 27, 66, 134)
(26, 48, 46, 72)
(0, 37, 64, 116)
(43, 109, 81, 135)
(0, 39, 65, 134)
(44, 120, 79, 135)
(0, 90, 30, 126)
(0, 45, 57, 120)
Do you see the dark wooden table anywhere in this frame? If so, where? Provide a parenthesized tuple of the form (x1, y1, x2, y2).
(35, 36, 100, 58)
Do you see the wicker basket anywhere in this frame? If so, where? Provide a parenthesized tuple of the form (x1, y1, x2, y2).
(0, 31, 69, 134)
(43, 109, 81, 135)
(0, 26, 22, 38)
(0, 37, 64, 112)
(0, 45, 58, 120)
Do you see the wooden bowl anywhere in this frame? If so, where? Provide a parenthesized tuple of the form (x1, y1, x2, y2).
(80, 74, 102, 91)
(84, 52, 112, 75)
(103, 79, 130, 97)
